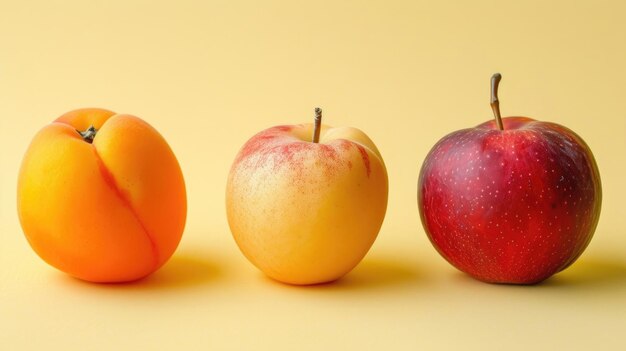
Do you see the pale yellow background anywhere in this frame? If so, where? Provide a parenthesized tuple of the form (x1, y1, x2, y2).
(1, 0, 625, 350)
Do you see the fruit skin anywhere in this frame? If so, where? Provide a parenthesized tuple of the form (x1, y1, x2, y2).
(418, 117, 601, 284)
(17, 108, 186, 283)
(226, 124, 388, 285)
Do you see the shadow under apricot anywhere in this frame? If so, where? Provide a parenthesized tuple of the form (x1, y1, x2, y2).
(61, 252, 222, 291)
(135, 252, 221, 290)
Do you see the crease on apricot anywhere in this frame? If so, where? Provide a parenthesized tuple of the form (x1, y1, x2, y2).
(89, 138, 161, 271)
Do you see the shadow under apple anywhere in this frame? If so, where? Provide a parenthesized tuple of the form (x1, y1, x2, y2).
(270, 255, 423, 291)
(444, 248, 626, 292)
(543, 254, 626, 289)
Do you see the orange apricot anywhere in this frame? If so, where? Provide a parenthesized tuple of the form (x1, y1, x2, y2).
(17, 108, 186, 283)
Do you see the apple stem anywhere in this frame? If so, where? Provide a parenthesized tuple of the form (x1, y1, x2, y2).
(77, 125, 98, 143)
(313, 107, 322, 143)
(490, 73, 504, 131)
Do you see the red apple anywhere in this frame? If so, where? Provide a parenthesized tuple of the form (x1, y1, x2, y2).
(418, 74, 602, 284)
